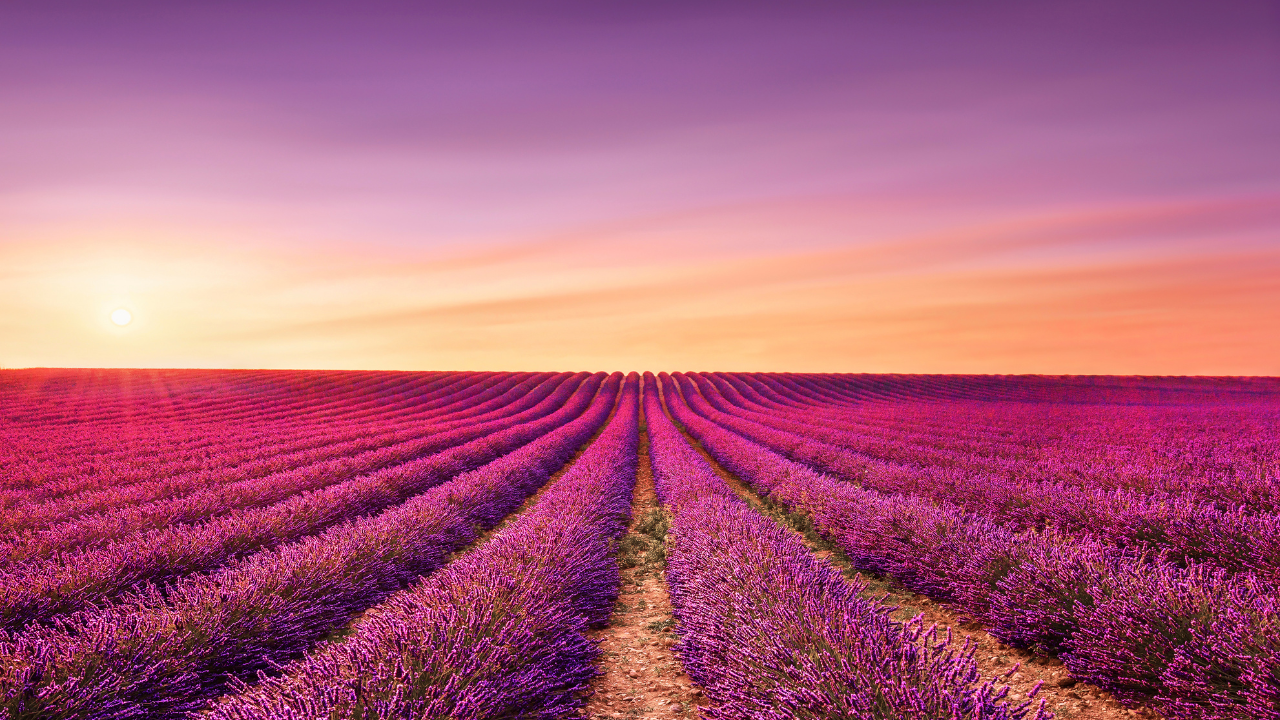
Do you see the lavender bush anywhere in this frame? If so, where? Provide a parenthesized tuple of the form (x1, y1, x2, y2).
(0, 374, 619, 720)
(203, 373, 641, 720)
(661, 372, 1277, 720)
(645, 373, 1046, 720)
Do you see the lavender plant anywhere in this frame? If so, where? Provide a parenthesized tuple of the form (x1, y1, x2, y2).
(202, 373, 641, 719)
(0, 375, 619, 720)
(644, 373, 1046, 720)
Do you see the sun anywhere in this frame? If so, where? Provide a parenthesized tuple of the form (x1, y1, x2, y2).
(110, 308, 133, 326)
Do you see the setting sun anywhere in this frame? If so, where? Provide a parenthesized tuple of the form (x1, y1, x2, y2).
(110, 308, 132, 326)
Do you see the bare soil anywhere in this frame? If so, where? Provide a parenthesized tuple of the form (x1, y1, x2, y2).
(676, 428, 1162, 720)
(580, 428, 706, 720)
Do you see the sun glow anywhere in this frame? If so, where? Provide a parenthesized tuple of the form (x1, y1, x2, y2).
(110, 308, 132, 326)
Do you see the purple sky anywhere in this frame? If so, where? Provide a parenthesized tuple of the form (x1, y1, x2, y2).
(2, 1, 1278, 372)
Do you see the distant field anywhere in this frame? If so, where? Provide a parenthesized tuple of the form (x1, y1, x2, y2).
(1, 369, 1277, 720)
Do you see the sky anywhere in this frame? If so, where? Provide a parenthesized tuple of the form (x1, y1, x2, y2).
(2, 1, 1278, 374)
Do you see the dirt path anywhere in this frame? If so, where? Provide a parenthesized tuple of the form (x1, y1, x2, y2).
(675, 426, 1160, 720)
(581, 427, 704, 720)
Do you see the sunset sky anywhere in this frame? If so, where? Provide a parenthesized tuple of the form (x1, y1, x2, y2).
(2, 1, 1277, 374)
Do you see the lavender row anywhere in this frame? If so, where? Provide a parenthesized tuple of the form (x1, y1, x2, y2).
(775, 373, 1280, 510)
(716, 371, 1278, 498)
(0, 373, 602, 632)
(17, 372, 547, 523)
(0, 373, 521, 533)
(0, 374, 620, 720)
(712, 374, 1063, 468)
(0, 371, 510, 512)
(710, 372, 1280, 512)
(0, 368, 425, 429)
(0, 373, 572, 558)
(661, 374, 1279, 720)
(0, 371, 517, 510)
(722, 372, 1036, 456)
(757, 370, 1280, 505)
(785, 372, 1280, 405)
(643, 374, 1044, 720)
(204, 373, 642, 720)
(0, 370, 467, 508)
(700, 372, 1280, 572)
(0, 370, 461, 479)
(716, 373, 1123, 479)
(677, 373, 1280, 575)
(0, 370, 468, 436)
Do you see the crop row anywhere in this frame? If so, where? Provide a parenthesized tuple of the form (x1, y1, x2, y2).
(740, 372, 1279, 487)
(765, 372, 1280, 405)
(660, 373, 1278, 720)
(0, 373, 575, 551)
(0, 373, 555, 529)
(707, 373, 1280, 510)
(675, 372, 1280, 576)
(0, 369, 447, 428)
(0, 372, 522, 502)
(0, 373, 605, 632)
(0, 371, 460, 500)
(0, 375, 489, 526)
(643, 373, 1045, 720)
(0, 374, 621, 719)
(0, 370, 455, 472)
(205, 372, 642, 719)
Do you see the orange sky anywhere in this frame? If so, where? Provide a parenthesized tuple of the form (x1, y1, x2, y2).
(3, 193, 1277, 374)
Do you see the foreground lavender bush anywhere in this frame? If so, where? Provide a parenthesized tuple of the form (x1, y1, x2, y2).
(659, 373, 1279, 720)
(0, 373, 590, 631)
(204, 373, 641, 720)
(643, 373, 1045, 720)
(0, 374, 619, 720)
(1161, 578, 1280, 719)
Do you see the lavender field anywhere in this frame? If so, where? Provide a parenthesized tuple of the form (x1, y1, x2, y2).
(1, 368, 1278, 720)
